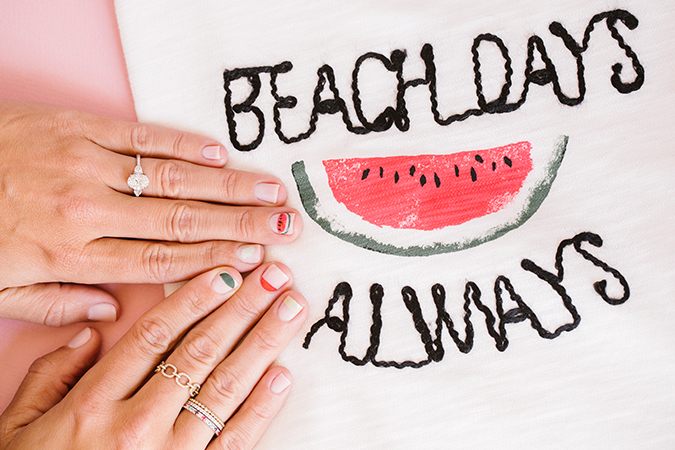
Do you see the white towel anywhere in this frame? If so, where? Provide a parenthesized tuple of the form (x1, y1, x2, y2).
(115, 1, 675, 448)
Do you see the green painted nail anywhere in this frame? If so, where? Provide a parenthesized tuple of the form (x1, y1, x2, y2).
(219, 272, 236, 289)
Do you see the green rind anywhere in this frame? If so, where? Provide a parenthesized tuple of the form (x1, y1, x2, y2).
(292, 136, 568, 257)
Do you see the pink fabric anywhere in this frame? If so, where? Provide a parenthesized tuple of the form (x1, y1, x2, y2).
(0, 0, 164, 411)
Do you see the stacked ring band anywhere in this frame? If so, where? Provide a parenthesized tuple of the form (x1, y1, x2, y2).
(183, 398, 225, 436)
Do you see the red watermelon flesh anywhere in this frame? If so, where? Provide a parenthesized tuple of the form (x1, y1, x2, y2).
(323, 141, 533, 230)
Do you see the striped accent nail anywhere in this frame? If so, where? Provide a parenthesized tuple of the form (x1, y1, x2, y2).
(278, 296, 303, 322)
(260, 264, 289, 292)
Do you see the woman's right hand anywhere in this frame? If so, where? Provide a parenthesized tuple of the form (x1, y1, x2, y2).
(0, 101, 302, 326)
(0, 262, 307, 450)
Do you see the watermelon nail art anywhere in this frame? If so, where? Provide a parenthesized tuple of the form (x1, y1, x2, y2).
(270, 213, 294, 235)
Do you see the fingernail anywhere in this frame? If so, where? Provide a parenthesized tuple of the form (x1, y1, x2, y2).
(269, 213, 295, 235)
(87, 303, 117, 322)
(68, 327, 92, 349)
(237, 244, 263, 264)
(260, 264, 289, 292)
(255, 183, 280, 204)
(270, 372, 291, 394)
(213, 271, 238, 294)
(202, 145, 222, 160)
(278, 295, 303, 322)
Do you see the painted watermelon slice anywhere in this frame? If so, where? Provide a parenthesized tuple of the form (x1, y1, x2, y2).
(292, 136, 567, 256)
(323, 142, 532, 231)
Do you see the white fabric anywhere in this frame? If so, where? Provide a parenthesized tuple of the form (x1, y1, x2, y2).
(116, 1, 675, 448)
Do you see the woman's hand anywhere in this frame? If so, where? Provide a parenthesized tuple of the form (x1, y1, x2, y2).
(0, 100, 302, 325)
(0, 262, 307, 450)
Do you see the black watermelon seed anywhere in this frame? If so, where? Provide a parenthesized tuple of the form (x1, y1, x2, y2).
(420, 175, 427, 186)
(454, 165, 459, 177)
(492, 162, 496, 171)
(470, 167, 477, 182)
(409, 165, 416, 176)
(394, 171, 400, 183)
(475, 155, 484, 163)
(504, 156, 512, 167)
(379, 167, 384, 178)
(362, 168, 370, 180)
(434, 173, 441, 187)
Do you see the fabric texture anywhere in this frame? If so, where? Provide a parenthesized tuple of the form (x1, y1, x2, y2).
(115, 1, 675, 448)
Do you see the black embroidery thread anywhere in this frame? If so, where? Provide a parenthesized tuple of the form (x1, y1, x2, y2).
(302, 232, 630, 368)
(223, 9, 644, 151)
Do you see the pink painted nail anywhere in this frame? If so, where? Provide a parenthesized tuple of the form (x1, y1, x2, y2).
(255, 183, 280, 204)
(270, 372, 291, 394)
(202, 145, 222, 160)
(269, 213, 295, 235)
(278, 296, 303, 322)
(87, 303, 117, 322)
(68, 327, 92, 349)
(237, 244, 263, 264)
(260, 264, 289, 292)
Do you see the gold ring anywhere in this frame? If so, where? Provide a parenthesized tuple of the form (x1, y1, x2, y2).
(154, 361, 201, 397)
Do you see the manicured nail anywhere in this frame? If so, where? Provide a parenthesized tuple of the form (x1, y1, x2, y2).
(237, 244, 263, 264)
(87, 303, 117, 322)
(278, 296, 303, 322)
(270, 372, 291, 394)
(260, 264, 289, 292)
(202, 145, 222, 160)
(269, 213, 295, 235)
(213, 271, 238, 294)
(68, 327, 92, 349)
(255, 183, 280, 204)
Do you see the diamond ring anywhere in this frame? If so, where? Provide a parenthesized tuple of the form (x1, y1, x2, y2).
(127, 154, 150, 196)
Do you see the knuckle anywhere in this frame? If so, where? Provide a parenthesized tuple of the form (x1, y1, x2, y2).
(220, 170, 242, 200)
(230, 292, 262, 324)
(181, 329, 221, 367)
(142, 243, 177, 282)
(49, 108, 85, 137)
(208, 367, 246, 405)
(247, 398, 275, 423)
(217, 429, 249, 450)
(42, 299, 68, 327)
(170, 131, 188, 158)
(168, 203, 197, 242)
(128, 123, 154, 152)
(156, 160, 185, 199)
(27, 354, 58, 377)
(131, 315, 174, 356)
(234, 209, 256, 241)
(54, 186, 97, 224)
(250, 327, 281, 353)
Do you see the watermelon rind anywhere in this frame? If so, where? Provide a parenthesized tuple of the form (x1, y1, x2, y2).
(292, 135, 568, 256)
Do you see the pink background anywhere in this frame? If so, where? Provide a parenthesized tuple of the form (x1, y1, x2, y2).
(0, 0, 165, 411)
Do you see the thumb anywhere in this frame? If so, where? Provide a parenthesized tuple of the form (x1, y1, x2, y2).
(0, 283, 118, 326)
(0, 328, 100, 446)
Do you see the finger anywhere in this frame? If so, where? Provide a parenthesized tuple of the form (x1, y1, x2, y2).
(101, 195, 302, 244)
(0, 284, 118, 326)
(139, 263, 294, 407)
(106, 155, 288, 205)
(177, 367, 292, 450)
(81, 114, 229, 166)
(0, 327, 100, 445)
(175, 290, 306, 446)
(78, 267, 243, 400)
(68, 239, 263, 285)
